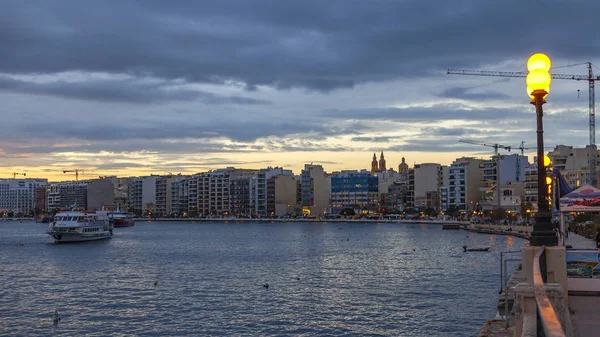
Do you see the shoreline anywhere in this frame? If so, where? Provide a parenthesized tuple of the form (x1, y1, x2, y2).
(131, 217, 471, 225)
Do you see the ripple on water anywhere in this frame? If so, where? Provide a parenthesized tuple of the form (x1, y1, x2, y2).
(0, 221, 524, 336)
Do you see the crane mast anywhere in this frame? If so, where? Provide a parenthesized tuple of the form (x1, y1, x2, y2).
(589, 62, 597, 187)
(448, 65, 600, 187)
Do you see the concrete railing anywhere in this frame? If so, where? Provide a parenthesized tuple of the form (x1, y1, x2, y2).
(513, 246, 568, 337)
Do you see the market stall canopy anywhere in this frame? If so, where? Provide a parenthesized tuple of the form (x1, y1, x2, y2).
(559, 185, 600, 212)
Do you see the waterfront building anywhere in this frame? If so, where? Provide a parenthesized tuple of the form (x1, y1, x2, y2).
(549, 144, 599, 171)
(170, 176, 189, 216)
(87, 178, 116, 211)
(330, 170, 379, 215)
(96, 176, 129, 208)
(445, 157, 483, 212)
(413, 163, 444, 210)
(524, 164, 538, 212)
(142, 176, 158, 215)
(126, 176, 158, 215)
(113, 177, 129, 208)
(377, 169, 406, 213)
(48, 180, 89, 211)
(250, 169, 267, 216)
(266, 174, 297, 216)
(195, 168, 233, 216)
(478, 154, 528, 211)
(300, 164, 330, 216)
(155, 175, 175, 216)
(34, 186, 47, 212)
(383, 181, 407, 212)
(440, 186, 449, 212)
(498, 181, 525, 213)
(0, 178, 48, 215)
(406, 168, 415, 209)
(187, 175, 199, 216)
(127, 178, 143, 214)
(549, 144, 600, 187)
(230, 169, 257, 216)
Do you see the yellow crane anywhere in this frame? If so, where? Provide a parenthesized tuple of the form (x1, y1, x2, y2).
(63, 169, 84, 181)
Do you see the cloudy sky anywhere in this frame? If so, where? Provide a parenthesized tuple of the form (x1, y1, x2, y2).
(1, 0, 599, 180)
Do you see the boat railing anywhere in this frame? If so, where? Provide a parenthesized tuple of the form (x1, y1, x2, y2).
(532, 246, 566, 337)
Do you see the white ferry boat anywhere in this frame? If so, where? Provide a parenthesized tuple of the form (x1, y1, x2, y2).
(47, 211, 113, 243)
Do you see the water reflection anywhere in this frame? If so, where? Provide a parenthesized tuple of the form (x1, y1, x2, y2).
(0, 221, 525, 336)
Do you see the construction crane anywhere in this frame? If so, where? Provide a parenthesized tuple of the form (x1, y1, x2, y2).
(63, 169, 84, 181)
(448, 62, 600, 187)
(459, 139, 512, 155)
(12, 172, 26, 178)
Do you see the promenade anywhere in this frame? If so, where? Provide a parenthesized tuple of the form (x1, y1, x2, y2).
(565, 233, 600, 337)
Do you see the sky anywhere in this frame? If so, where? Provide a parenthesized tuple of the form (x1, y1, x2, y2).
(1, 0, 600, 181)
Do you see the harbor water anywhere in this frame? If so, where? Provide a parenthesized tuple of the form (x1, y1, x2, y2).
(0, 221, 525, 336)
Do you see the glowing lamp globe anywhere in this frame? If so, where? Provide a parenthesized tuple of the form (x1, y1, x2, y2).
(544, 155, 551, 167)
(546, 177, 552, 185)
(526, 69, 551, 92)
(527, 53, 551, 72)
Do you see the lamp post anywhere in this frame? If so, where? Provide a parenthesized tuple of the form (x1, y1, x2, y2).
(527, 53, 558, 246)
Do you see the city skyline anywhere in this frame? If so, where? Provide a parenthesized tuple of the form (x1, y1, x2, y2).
(1, 1, 599, 181)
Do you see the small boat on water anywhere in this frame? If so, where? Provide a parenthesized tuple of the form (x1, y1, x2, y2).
(463, 245, 491, 252)
(47, 211, 113, 243)
(108, 210, 135, 227)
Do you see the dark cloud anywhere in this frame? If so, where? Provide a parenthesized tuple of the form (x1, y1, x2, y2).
(438, 86, 510, 101)
(1, 1, 598, 92)
(420, 127, 490, 137)
(351, 136, 402, 143)
(2, 117, 361, 144)
(376, 140, 490, 154)
(323, 104, 529, 122)
(0, 75, 269, 104)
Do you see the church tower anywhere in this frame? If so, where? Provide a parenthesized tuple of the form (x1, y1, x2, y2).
(398, 157, 409, 174)
(371, 153, 378, 175)
(379, 152, 386, 171)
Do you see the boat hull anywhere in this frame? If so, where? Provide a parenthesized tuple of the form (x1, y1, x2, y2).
(48, 231, 112, 243)
(112, 218, 135, 227)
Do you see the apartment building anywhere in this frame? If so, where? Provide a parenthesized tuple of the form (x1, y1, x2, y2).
(48, 181, 89, 210)
(230, 169, 257, 216)
(300, 164, 330, 216)
(446, 157, 482, 212)
(170, 177, 189, 216)
(266, 174, 297, 216)
(330, 170, 379, 215)
(0, 178, 48, 214)
(413, 163, 444, 210)
(87, 178, 116, 211)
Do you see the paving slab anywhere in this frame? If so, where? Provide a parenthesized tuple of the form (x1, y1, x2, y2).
(569, 296, 600, 337)
(565, 233, 597, 250)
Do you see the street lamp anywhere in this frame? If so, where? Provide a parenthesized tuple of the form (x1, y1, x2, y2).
(527, 53, 557, 246)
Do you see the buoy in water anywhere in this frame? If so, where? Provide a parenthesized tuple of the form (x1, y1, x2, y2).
(154, 280, 158, 287)
(53, 310, 61, 324)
